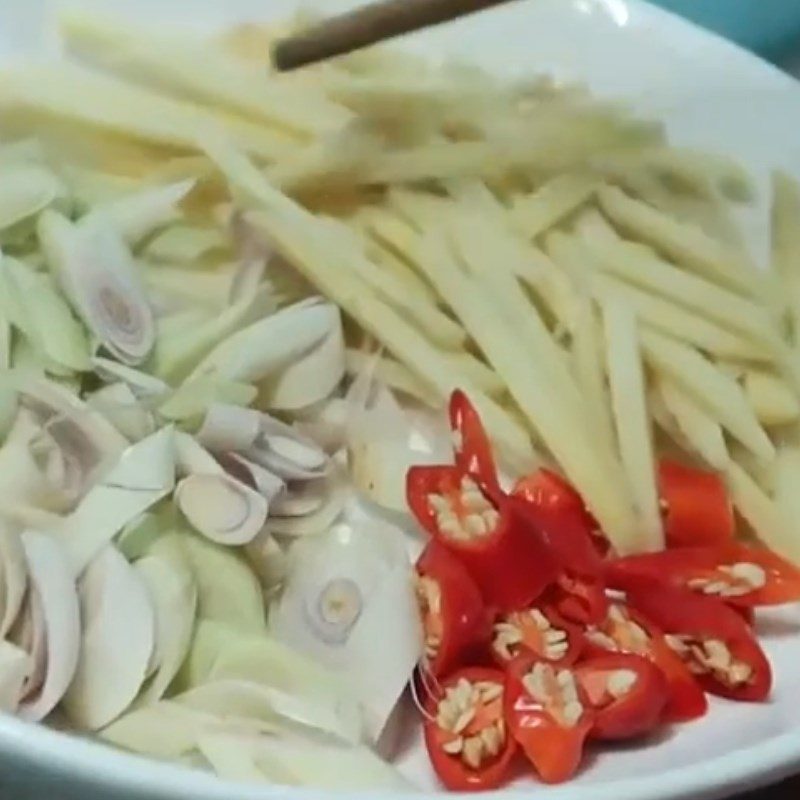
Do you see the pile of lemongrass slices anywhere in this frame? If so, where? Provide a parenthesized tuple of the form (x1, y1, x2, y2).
(0, 126, 432, 789)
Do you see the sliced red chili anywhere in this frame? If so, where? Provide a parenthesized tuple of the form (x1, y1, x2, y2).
(407, 465, 559, 612)
(582, 601, 707, 722)
(658, 460, 734, 548)
(423, 666, 516, 791)
(416, 541, 491, 678)
(616, 576, 772, 702)
(505, 657, 593, 784)
(449, 390, 501, 496)
(551, 574, 609, 627)
(491, 604, 583, 668)
(606, 542, 800, 609)
(575, 652, 668, 741)
(510, 471, 605, 573)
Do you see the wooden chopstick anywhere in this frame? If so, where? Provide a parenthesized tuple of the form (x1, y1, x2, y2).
(271, 0, 517, 72)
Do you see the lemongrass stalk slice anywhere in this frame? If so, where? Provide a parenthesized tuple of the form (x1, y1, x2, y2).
(91, 357, 169, 399)
(260, 309, 345, 412)
(220, 453, 285, 504)
(0, 502, 62, 533)
(0, 409, 76, 513)
(195, 732, 269, 783)
(0, 257, 90, 372)
(144, 224, 230, 264)
(63, 546, 155, 730)
(0, 641, 31, 713)
(243, 530, 286, 595)
(0, 165, 65, 230)
(175, 619, 237, 690)
(188, 298, 338, 385)
(0, 139, 45, 167)
(173, 431, 224, 477)
(117, 511, 167, 562)
(18, 375, 129, 489)
(175, 679, 362, 745)
(0, 313, 15, 441)
(57, 427, 176, 575)
(270, 479, 327, 518)
(88, 179, 196, 245)
(102, 700, 270, 759)
(38, 210, 156, 365)
(144, 263, 239, 312)
(135, 536, 197, 704)
(180, 533, 266, 634)
(152, 285, 275, 384)
(0, 526, 27, 638)
(195, 403, 262, 453)
(253, 732, 412, 791)
(269, 467, 347, 538)
(86, 383, 156, 442)
(17, 531, 81, 722)
(158, 378, 258, 423)
(248, 414, 330, 481)
(175, 473, 268, 546)
(293, 398, 348, 454)
(271, 519, 421, 741)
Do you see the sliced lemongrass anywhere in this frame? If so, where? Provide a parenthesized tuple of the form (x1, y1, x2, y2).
(0, 257, 90, 372)
(144, 263, 239, 312)
(293, 398, 348, 454)
(0, 409, 77, 513)
(220, 453, 285, 504)
(39, 210, 155, 365)
(259, 309, 345, 412)
(91, 357, 169, 399)
(195, 733, 269, 783)
(86, 383, 156, 442)
(0, 526, 27, 638)
(248, 414, 329, 481)
(270, 479, 327, 518)
(271, 519, 421, 741)
(143, 224, 230, 264)
(195, 403, 262, 453)
(175, 473, 268, 546)
(117, 511, 168, 562)
(18, 375, 129, 481)
(180, 533, 266, 634)
(151, 286, 274, 384)
(0, 641, 31, 713)
(243, 531, 286, 595)
(181, 679, 362, 745)
(88, 179, 196, 245)
(63, 546, 155, 730)
(56, 427, 176, 575)
(17, 531, 81, 722)
(188, 298, 337, 386)
(135, 536, 197, 704)
(175, 619, 237, 690)
(269, 467, 347, 538)
(101, 700, 270, 759)
(0, 165, 64, 230)
(0, 313, 15, 440)
(173, 431, 224, 477)
(253, 732, 412, 791)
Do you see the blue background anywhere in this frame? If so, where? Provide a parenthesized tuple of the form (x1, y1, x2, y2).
(656, 0, 800, 59)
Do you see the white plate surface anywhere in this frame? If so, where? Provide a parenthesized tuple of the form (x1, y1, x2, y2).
(1, 1, 800, 798)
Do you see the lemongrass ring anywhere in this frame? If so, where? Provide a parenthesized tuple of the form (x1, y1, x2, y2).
(175, 473, 267, 546)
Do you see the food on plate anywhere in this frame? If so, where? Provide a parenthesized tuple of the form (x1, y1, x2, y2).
(0, 6, 797, 794)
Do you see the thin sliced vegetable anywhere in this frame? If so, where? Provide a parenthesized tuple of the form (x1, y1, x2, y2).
(63, 546, 155, 730)
(602, 297, 663, 552)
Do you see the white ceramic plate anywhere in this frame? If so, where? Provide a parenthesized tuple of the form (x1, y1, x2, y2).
(2, 0, 800, 798)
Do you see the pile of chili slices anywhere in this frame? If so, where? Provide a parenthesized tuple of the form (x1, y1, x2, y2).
(407, 391, 800, 791)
